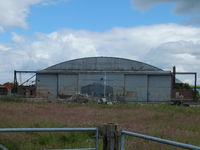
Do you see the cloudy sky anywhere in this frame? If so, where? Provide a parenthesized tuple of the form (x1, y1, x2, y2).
(0, 0, 200, 84)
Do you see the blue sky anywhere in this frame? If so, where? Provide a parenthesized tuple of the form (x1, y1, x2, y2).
(0, 0, 200, 83)
(1, 0, 184, 43)
(27, 0, 180, 31)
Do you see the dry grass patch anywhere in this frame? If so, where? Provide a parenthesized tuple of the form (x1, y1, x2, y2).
(0, 100, 200, 149)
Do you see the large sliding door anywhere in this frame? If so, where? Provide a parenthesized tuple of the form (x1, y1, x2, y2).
(36, 74, 57, 98)
(148, 75, 171, 102)
(125, 75, 147, 102)
(58, 74, 78, 98)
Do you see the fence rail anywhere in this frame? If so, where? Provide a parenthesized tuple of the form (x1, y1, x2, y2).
(0, 128, 99, 150)
(120, 130, 200, 150)
(1, 126, 200, 150)
(0, 128, 97, 132)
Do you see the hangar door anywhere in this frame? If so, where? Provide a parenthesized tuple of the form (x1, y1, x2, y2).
(148, 75, 171, 101)
(106, 74, 124, 100)
(36, 74, 57, 98)
(125, 75, 147, 102)
(58, 74, 78, 98)
(79, 73, 113, 98)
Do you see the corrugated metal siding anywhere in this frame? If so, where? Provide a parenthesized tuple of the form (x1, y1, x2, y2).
(78, 73, 124, 99)
(45, 57, 161, 71)
(36, 74, 57, 98)
(148, 75, 171, 101)
(58, 74, 78, 98)
(36, 72, 172, 102)
(125, 75, 148, 102)
(106, 73, 124, 101)
(79, 73, 106, 97)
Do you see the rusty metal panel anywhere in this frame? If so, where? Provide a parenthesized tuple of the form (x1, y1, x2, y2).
(125, 75, 148, 102)
(36, 74, 57, 98)
(148, 75, 171, 101)
(58, 74, 78, 98)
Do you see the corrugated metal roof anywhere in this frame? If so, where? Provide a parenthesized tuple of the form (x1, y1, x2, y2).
(40, 57, 163, 72)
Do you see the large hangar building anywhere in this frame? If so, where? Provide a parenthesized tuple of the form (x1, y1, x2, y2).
(36, 57, 172, 102)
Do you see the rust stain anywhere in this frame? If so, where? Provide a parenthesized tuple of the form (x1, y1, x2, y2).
(37, 90, 52, 98)
(125, 91, 138, 97)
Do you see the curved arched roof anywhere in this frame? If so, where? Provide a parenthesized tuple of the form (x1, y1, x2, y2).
(43, 57, 162, 72)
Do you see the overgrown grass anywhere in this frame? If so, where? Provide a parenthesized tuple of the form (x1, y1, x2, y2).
(0, 132, 96, 150)
(0, 101, 200, 149)
(0, 96, 24, 103)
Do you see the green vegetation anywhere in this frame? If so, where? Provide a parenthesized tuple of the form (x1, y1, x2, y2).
(174, 83, 200, 101)
(0, 96, 24, 103)
(174, 83, 192, 89)
(0, 132, 95, 150)
(0, 102, 200, 149)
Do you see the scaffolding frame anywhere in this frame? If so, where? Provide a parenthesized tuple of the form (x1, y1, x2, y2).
(13, 70, 37, 94)
(172, 66, 197, 100)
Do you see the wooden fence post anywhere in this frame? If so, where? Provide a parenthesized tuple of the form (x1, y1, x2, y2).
(103, 123, 119, 150)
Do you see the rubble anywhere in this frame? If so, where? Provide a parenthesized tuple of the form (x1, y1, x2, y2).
(67, 94, 100, 103)
(65, 94, 115, 104)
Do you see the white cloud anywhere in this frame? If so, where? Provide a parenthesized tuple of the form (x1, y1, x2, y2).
(11, 32, 26, 43)
(132, 0, 200, 14)
(132, 0, 200, 25)
(0, 0, 41, 30)
(1, 24, 200, 84)
(40, 0, 70, 6)
(0, 0, 69, 30)
(0, 44, 11, 52)
(144, 40, 200, 70)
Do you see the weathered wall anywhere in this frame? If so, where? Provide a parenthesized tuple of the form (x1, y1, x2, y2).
(58, 74, 78, 98)
(36, 73, 172, 102)
(36, 74, 57, 98)
(125, 75, 148, 102)
(17, 86, 36, 98)
(79, 73, 124, 100)
(0, 87, 8, 96)
(148, 75, 172, 102)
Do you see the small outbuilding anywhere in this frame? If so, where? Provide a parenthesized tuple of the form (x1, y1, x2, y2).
(36, 57, 172, 102)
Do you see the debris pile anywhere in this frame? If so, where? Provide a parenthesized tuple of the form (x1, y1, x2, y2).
(67, 94, 97, 103)
(65, 94, 114, 104)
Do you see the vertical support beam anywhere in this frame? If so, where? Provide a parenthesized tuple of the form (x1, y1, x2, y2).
(172, 66, 176, 87)
(104, 72, 107, 98)
(13, 70, 17, 94)
(56, 73, 59, 98)
(95, 128, 99, 150)
(35, 73, 38, 98)
(77, 73, 80, 94)
(194, 73, 197, 101)
(103, 123, 119, 150)
(147, 75, 149, 102)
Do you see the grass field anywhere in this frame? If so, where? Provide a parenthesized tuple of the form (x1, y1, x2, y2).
(0, 97, 200, 149)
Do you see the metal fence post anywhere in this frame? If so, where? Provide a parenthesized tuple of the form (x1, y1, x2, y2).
(120, 133, 125, 150)
(95, 128, 99, 150)
(103, 123, 119, 150)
